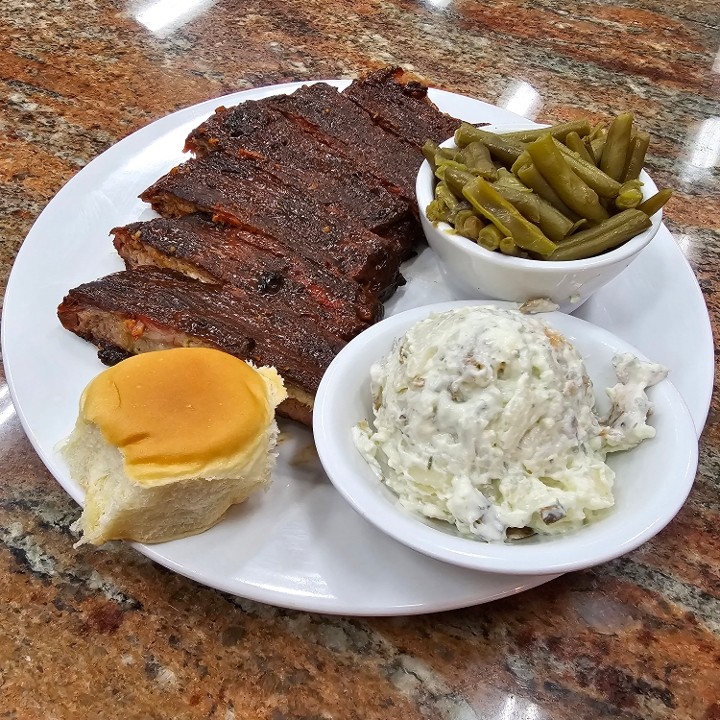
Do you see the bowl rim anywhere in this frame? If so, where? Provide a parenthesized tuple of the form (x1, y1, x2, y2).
(415, 126, 662, 272)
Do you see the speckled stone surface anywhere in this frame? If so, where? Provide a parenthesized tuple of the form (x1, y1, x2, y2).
(1, 1, 719, 718)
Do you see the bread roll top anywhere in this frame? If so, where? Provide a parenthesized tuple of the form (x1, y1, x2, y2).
(80, 348, 286, 484)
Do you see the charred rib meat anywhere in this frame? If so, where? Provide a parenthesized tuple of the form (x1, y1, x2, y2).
(112, 215, 382, 341)
(57, 267, 342, 425)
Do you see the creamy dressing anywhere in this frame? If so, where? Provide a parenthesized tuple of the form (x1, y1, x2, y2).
(353, 306, 667, 542)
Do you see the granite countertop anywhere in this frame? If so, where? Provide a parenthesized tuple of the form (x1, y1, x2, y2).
(1, 1, 718, 717)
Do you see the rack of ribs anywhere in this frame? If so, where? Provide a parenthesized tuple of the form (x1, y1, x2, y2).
(57, 67, 463, 426)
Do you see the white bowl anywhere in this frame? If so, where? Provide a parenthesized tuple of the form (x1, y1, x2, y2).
(313, 300, 698, 575)
(416, 124, 663, 312)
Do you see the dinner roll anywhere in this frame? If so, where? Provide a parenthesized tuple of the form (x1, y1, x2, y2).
(61, 348, 286, 545)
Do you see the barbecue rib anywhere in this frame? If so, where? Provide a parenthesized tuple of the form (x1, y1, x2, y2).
(264, 82, 424, 201)
(57, 267, 343, 425)
(112, 215, 382, 341)
(343, 67, 462, 149)
(141, 151, 406, 300)
(184, 99, 417, 244)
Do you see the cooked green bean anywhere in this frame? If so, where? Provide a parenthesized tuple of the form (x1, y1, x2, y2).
(454, 124, 525, 165)
(462, 176, 557, 256)
(548, 210, 651, 261)
(426, 198, 451, 224)
(494, 168, 575, 241)
(600, 112, 634, 181)
(564, 131, 596, 165)
(460, 214, 485, 239)
(511, 150, 532, 175)
(435, 158, 472, 176)
(615, 180, 643, 210)
(492, 184, 541, 223)
(588, 123, 605, 141)
(477, 224, 503, 251)
(454, 209, 477, 227)
(435, 181, 462, 211)
(499, 236, 522, 256)
(515, 162, 580, 220)
(526, 134, 609, 222)
(427, 181, 471, 224)
(423, 140, 463, 171)
(422, 140, 440, 170)
(535, 197, 577, 242)
(494, 167, 528, 190)
(441, 167, 475, 198)
(590, 135, 607, 165)
(554, 139, 622, 198)
(494, 170, 541, 222)
(637, 188, 673, 217)
(453, 208, 485, 239)
(622, 131, 650, 181)
(460, 141, 497, 179)
(499, 120, 591, 143)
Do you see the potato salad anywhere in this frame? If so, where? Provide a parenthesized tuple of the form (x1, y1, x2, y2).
(353, 306, 666, 542)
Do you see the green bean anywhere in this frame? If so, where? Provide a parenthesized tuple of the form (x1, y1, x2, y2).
(588, 122, 605, 141)
(425, 112, 670, 262)
(492, 184, 541, 223)
(600, 112, 634, 181)
(526, 134, 609, 222)
(460, 141, 497, 179)
(535, 197, 577, 242)
(454, 124, 525, 165)
(477, 224, 503, 251)
(453, 209, 485, 239)
(494, 169, 541, 222)
(422, 140, 440, 171)
(426, 198, 451, 224)
(427, 181, 471, 224)
(460, 214, 485, 239)
(499, 236, 522, 256)
(554, 139, 622, 198)
(435, 158, 471, 176)
(564, 131, 596, 165)
(637, 188, 673, 217)
(622, 131, 650, 181)
(511, 150, 532, 175)
(495, 168, 575, 240)
(462, 176, 557, 256)
(423, 140, 463, 171)
(450, 201, 473, 224)
(614, 180, 643, 210)
(454, 208, 477, 228)
(435, 181, 462, 211)
(494, 167, 528, 190)
(441, 167, 475, 198)
(548, 210, 651, 261)
(435, 148, 462, 166)
(590, 135, 607, 165)
(515, 162, 580, 220)
(499, 120, 591, 143)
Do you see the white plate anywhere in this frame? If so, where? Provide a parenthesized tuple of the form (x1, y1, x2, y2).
(2, 82, 713, 615)
(314, 300, 699, 575)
